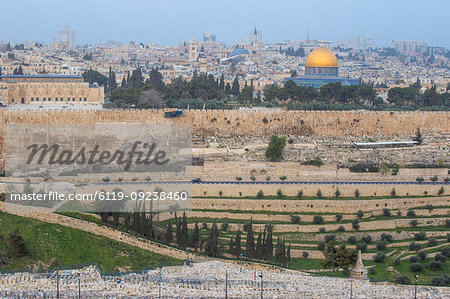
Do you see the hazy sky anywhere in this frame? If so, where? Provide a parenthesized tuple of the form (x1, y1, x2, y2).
(1, 0, 449, 48)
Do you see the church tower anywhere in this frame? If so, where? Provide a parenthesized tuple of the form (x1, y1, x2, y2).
(189, 36, 198, 63)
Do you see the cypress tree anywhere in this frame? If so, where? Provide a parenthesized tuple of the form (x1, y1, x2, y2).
(219, 74, 225, 90)
(229, 237, 236, 255)
(190, 222, 199, 250)
(231, 77, 240, 96)
(256, 231, 263, 259)
(235, 230, 242, 257)
(246, 219, 256, 259)
(205, 223, 219, 257)
(181, 212, 189, 248)
(263, 224, 274, 260)
(165, 219, 173, 244)
(124, 213, 130, 229)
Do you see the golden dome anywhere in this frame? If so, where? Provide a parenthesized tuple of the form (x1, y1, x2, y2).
(305, 47, 338, 68)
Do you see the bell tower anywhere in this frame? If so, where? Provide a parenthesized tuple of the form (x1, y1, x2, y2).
(189, 36, 198, 63)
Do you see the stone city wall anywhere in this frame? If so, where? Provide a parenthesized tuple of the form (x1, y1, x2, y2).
(0, 109, 448, 137)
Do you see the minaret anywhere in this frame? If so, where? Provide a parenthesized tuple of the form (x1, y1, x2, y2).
(189, 36, 198, 63)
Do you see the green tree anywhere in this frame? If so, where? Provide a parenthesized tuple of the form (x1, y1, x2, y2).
(265, 135, 287, 161)
(413, 127, 423, 144)
(231, 77, 240, 96)
(205, 223, 220, 257)
(165, 219, 173, 244)
(246, 219, 256, 259)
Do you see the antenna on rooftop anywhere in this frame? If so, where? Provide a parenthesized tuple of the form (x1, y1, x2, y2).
(307, 26, 310, 41)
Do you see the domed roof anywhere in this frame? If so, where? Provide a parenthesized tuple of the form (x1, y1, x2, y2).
(231, 48, 250, 57)
(305, 47, 338, 68)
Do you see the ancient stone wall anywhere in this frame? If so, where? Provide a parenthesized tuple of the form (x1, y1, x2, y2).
(1, 109, 448, 137)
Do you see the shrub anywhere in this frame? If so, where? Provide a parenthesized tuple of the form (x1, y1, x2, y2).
(376, 241, 388, 251)
(383, 209, 391, 217)
(304, 157, 324, 166)
(265, 176, 271, 181)
(438, 187, 444, 195)
(319, 227, 326, 233)
(397, 210, 402, 216)
(302, 251, 309, 259)
(428, 238, 438, 247)
(362, 235, 372, 244)
(448, 233, 450, 242)
(102, 176, 110, 182)
(426, 204, 433, 212)
(393, 257, 401, 266)
(334, 188, 341, 197)
(221, 222, 229, 231)
(407, 209, 416, 217)
(276, 189, 283, 198)
(297, 190, 303, 198)
(429, 261, 442, 271)
(337, 226, 345, 232)
(409, 242, 421, 251)
(325, 235, 336, 243)
(354, 189, 360, 198)
(417, 251, 427, 261)
(202, 222, 208, 229)
(317, 241, 326, 251)
(390, 188, 396, 197)
(347, 236, 357, 244)
(396, 275, 411, 285)
(335, 214, 343, 222)
(410, 220, 419, 227)
(256, 190, 264, 199)
(441, 247, 450, 257)
(316, 189, 323, 198)
(432, 275, 450, 286)
(250, 176, 256, 181)
(290, 215, 301, 224)
(368, 268, 375, 275)
(414, 232, 426, 241)
(373, 252, 386, 263)
(356, 242, 367, 253)
(435, 253, 447, 263)
(430, 175, 438, 182)
(416, 177, 424, 184)
(409, 263, 424, 272)
(279, 175, 287, 181)
(380, 233, 392, 242)
(313, 215, 324, 225)
(446, 219, 450, 228)
(409, 255, 421, 263)
(265, 135, 286, 161)
(357, 210, 364, 219)
(352, 220, 360, 230)
(219, 191, 223, 197)
(236, 176, 242, 181)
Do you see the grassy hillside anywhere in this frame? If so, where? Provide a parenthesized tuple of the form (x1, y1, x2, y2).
(0, 211, 182, 273)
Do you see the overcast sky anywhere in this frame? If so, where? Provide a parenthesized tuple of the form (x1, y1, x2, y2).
(1, 0, 449, 48)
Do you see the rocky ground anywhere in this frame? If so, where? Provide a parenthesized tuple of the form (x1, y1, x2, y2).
(194, 134, 449, 166)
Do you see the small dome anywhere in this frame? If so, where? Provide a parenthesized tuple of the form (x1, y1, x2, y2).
(305, 47, 338, 68)
(231, 48, 249, 57)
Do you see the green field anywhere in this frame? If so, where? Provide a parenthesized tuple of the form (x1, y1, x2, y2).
(0, 211, 183, 273)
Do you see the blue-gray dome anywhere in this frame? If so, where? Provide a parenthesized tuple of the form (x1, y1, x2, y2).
(231, 48, 249, 56)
